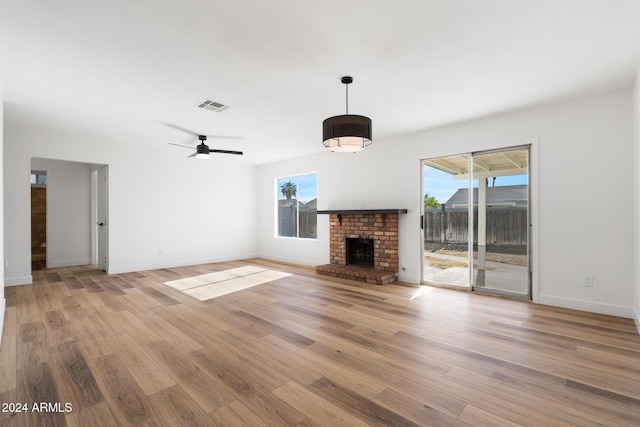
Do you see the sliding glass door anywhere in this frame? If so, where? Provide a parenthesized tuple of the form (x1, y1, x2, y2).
(422, 154, 471, 288)
(422, 146, 530, 297)
(471, 148, 529, 295)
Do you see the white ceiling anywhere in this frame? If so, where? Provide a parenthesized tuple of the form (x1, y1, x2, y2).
(2, 0, 640, 164)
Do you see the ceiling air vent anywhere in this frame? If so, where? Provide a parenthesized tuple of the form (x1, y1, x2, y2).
(196, 99, 230, 113)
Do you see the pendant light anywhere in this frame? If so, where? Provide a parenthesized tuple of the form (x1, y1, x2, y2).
(322, 76, 372, 153)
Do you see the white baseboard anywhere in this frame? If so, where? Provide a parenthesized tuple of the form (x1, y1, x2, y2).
(538, 294, 635, 319)
(635, 309, 640, 335)
(4, 275, 33, 286)
(258, 254, 327, 268)
(47, 258, 92, 268)
(107, 253, 260, 275)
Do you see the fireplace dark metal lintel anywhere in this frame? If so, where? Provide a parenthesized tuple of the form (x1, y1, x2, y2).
(318, 209, 408, 226)
(317, 209, 408, 215)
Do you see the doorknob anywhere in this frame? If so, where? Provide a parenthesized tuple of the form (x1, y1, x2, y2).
(98, 222, 105, 227)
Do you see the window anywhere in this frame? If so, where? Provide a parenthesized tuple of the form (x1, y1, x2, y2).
(277, 173, 317, 238)
(31, 171, 47, 186)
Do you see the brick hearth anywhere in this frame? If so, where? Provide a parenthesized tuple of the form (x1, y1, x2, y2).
(316, 210, 404, 285)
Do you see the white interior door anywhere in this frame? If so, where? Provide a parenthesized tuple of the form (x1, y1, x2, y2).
(97, 165, 109, 272)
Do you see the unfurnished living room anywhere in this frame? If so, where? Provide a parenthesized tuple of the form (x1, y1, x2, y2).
(1, 1, 640, 426)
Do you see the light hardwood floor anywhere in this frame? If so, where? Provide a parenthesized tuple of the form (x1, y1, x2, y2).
(1, 259, 639, 426)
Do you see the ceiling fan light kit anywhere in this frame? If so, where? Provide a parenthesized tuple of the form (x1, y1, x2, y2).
(323, 76, 372, 153)
(195, 145, 210, 159)
(195, 135, 211, 159)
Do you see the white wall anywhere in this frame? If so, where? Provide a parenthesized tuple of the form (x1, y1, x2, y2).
(4, 128, 258, 283)
(31, 158, 93, 268)
(258, 89, 635, 319)
(634, 67, 640, 331)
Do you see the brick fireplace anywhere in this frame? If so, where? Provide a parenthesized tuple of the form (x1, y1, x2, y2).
(316, 209, 407, 285)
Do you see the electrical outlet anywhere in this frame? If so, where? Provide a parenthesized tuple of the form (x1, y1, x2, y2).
(583, 275, 593, 287)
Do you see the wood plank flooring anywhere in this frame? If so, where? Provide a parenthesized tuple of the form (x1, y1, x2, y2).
(1, 259, 639, 426)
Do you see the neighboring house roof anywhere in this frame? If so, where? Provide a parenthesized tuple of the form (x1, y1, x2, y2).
(301, 198, 317, 210)
(278, 198, 317, 209)
(279, 199, 297, 208)
(445, 185, 527, 208)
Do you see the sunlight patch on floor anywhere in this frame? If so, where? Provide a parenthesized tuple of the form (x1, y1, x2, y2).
(410, 285, 432, 300)
(163, 265, 291, 301)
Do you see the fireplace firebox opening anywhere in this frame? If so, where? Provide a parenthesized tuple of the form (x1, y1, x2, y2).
(346, 237, 374, 268)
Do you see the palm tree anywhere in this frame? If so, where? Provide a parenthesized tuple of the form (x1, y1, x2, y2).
(424, 193, 441, 209)
(280, 181, 297, 200)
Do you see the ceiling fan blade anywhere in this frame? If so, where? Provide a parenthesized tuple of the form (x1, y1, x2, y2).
(205, 135, 244, 140)
(163, 123, 198, 136)
(209, 149, 243, 155)
(163, 122, 243, 141)
(187, 153, 197, 158)
(169, 142, 195, 149)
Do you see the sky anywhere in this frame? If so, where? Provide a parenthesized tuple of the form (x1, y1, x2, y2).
(277, 173, 317, 203)
(423, 165, 527, 205)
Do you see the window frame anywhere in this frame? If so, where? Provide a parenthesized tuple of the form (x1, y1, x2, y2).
(275, 172, 318, 240)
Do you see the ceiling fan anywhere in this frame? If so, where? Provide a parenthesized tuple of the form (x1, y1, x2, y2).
(170, 135, 243, 159)
(166, 123, 243, 159)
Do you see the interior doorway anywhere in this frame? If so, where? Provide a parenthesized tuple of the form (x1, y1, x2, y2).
(30, 158, 108, 272)
(30, 170, 48, 271)
(422, 146, 530, 298)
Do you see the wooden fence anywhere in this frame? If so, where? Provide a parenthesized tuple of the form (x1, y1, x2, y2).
(278, 206, 317, 238)
(424, 206, 527, 246)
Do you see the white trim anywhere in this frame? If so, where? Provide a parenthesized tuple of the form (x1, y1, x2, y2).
(5, 275, 33, 286)
(418, 160, 424, 285)
(275, 171, 318, 239)
(529, 139, 540, 303)
(538, 294, 635, 319)
(259, 254, 326, 268)
(420, 140, 537, 299)
(97, 165, 109, 273)
(30, 166, 50, 268)
(0, 298, 5, 349)
(106, 253, 259, 275)
(467, 154, 474, 288)
(47, 258, 92, 268)
(635, 310, 640, 335)
(91, 169, 98, 264)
